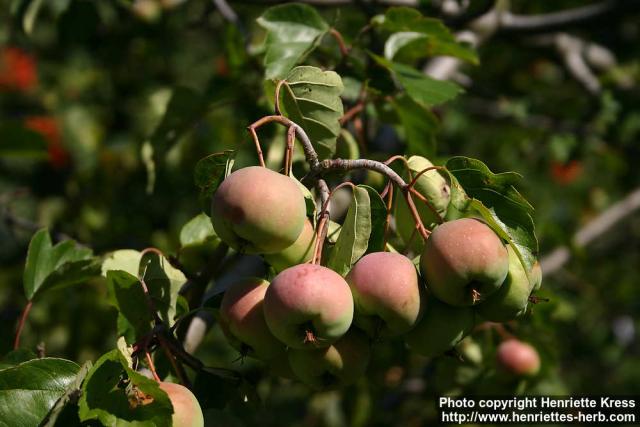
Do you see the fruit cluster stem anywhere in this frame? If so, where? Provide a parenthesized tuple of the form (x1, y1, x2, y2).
(247, 115, 431, 241)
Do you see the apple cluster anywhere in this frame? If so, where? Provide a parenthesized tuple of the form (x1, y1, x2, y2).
(210, 164, 542, 389)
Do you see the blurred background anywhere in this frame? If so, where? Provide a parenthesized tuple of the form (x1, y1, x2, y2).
(1, 0, 639, 425)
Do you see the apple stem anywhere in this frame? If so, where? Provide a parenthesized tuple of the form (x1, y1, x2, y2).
(382, 180, 394, 251)
(284, 125, 296, 176)
(311, 181, 357, 265)
(528, 295, 550, 304)
(471, 288, 482, 304)
(405, 166, 446, 225)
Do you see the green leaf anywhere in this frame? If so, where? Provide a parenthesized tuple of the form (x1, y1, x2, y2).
(291, 175, 316, 217)
(102, 250, 142, 278)
(194, 150, 235, 212)
(0, 358, 80, 427)
(361, 185, 387, 254)
(0, 122, 48, 158)
(40, 361, 92, 427)
(179, 213, 218, 247)
(139, 252, 186, 326)
(334, 129, 360, 160)
(106, 270, 153, 339)
(326, 186, 372, 276)
(23, 229, 98, 301)
(445, 156, 538, 271)
(279, 66, 344, 159)
(257, 4, 329, 79)
(149, 87, 204, 157)
(22, 0, 44, 35)
(391, 94, 439, 157)
(78, 350, 173, 427)
(377, 7, 478, 64)
(0, 349, 36, 370)
(371, 54, 462, 107)
(103, 250, 187, 338)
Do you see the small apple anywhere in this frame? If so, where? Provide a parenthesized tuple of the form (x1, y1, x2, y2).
(211, 166, 306, 254)
(263, 264, 354, 349)
(405, 297, 475, 357)
(346, 252, 423, 337)
(420, 218, 509, 306)
(496, 339, 540, 377)
(158, 382, 204, 427)
(287, 329, 370, 389)
(263, 219, 315, 273)
(219, 278, 285, 360)
(476, 246, 534, 322)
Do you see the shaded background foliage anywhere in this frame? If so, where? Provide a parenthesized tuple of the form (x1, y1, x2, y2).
(1, 0, 639, 425)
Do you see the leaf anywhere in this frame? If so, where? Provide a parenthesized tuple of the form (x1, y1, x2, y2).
(0, 358, 80, 427)
(149, 87, 204, 158)
(102, 250, 144, 278)
(40, 361, 92, 427)
(103, 250, 187, 338)
(391, 94, 439, 157)
(371, 54, 462, 107)
(23, 229, 98, 301)
(257, 4, 329, 79)
(78, 350, 172, 427)
(0, 349, 36, 370)
(22, 0, 44, 35)
(361, 185, 387, 254)
(326, 186, 372, 276)
(377, 7, 478, 64)
(0, 122, 47, 158)
(291, 175, 316, 217)
(106, 270, 153, 339)
(179, 213, 218, 247)
(445, 156, 538, 271)
(194, 150, 235, 212)
(334, 129, 360, 160)
(139, 252, 186, 326)
(279, 66, 344, 159)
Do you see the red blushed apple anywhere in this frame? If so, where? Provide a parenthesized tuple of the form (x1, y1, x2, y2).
(346, 252, 423, 337)
(158, 382, 204, 427)
(263, 264, 354, 349)
(219, 278, 285, 360)
(497, 339, 541, 377)
(211, 166, 306, 254)
(421, 218, 509, 306)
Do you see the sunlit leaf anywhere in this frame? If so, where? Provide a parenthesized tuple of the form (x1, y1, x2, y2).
(376, 7, 478, 64)
(327, 186, 372, 276)
(371, 54, 462, 107)
(78, 350, 172, 426)
(257, 4, 329, 79)
(445, 156, 538, 271)
(0, 358, 80, 427)
(23, 229, 98, 301)
(278, 66, 344, 159)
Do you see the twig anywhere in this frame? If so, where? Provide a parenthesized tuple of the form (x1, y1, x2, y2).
(329, 28, 350, 57)
(157, 333, 191, 388)
(312, 181, 357, 264)
(145, 350, 161, 382)
(13, 300, 33, 349)
(339, 102, 364, 125)
(540, 187, 640, 276)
